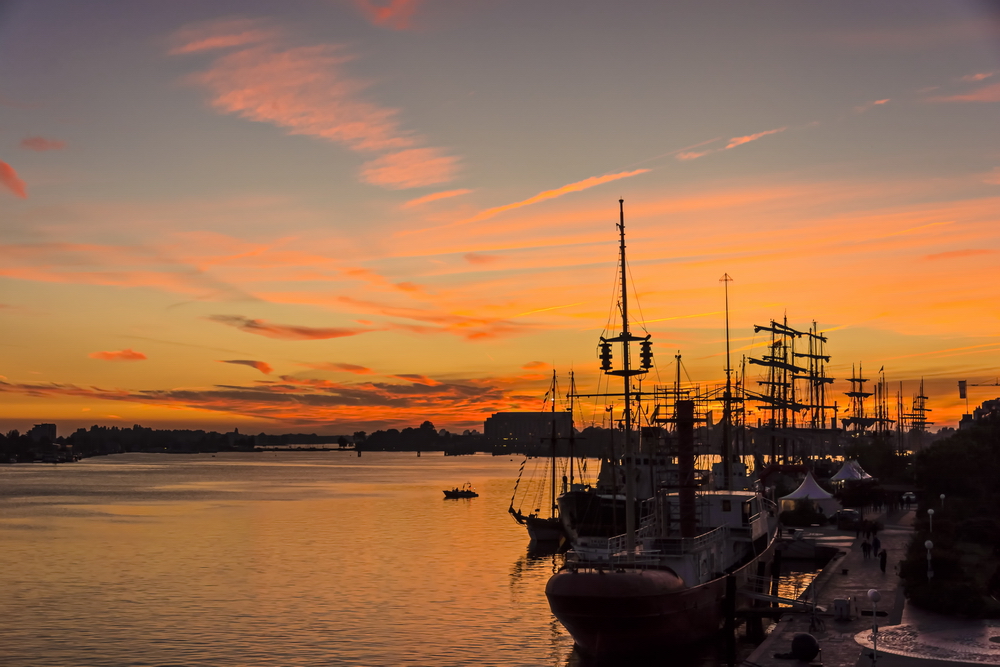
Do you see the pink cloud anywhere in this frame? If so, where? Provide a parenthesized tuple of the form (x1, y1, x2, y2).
(0, 161, 27, 198)
(20, 136, 66, 151)
(959, 72, 995, 83)
(985, 168, 1000, 185)
(169, 18, 283, 54)
(300, 362, 375, 374)
(89, 349, 147, 362)
(402, 188, 472, 208)
(209, 315, 376, 341)
(172, 20, 459, 189)
(725, 127, 787, 149)
(360, 148, 461, 189)
(221, 359, 273, 375)
(929, 82, 1000, 103)
(855, 98, 890, 113)
(352, 0, 422, 30)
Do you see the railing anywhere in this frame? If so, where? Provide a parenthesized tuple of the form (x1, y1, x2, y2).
(603, 524, 730, 556)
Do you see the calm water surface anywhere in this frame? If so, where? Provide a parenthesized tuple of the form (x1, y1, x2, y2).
(0, 452, 803, 666)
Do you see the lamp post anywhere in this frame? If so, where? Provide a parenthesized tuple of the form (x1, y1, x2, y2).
(868, 588, 881, 665)
(927, 508, 934, 533)
(925, 540, 934, 580)
(940, 493, 945, 508)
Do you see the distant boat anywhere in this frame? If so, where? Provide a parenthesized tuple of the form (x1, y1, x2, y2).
(508, 370, 571, 545)
(443, 482, 479, 499)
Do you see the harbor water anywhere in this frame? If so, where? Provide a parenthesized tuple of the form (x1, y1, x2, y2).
(0, 452, 822, 666)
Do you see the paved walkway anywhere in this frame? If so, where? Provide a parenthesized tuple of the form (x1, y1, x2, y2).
(741, 508, 1000, 667)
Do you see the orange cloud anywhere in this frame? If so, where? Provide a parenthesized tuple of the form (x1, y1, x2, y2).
(923, 249, 996, 261)
(392, 373, 442, 386)
(456, 169, 650, 227)
(209, 315, 375, 340)
(221, 359, 273, 375)
(676, 150, 712, 161)
(89, 349, 147, 362)
(0, 161, 27, 198)
(985, 168, 1000, 185)
(300, 362, 374, 374)
(20, 136, 66, 151)
(402, 188, 472, 208)
(522, 361, 548, 370)
(0, 376, 516, 430)
(360, 148, 460, 189)
(725, 127, 787, 149)
(929, 82, 1000, 102)
(352, 0, 422, 30)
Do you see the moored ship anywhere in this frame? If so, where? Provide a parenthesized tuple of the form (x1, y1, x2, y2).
(545, 201, 779, 659)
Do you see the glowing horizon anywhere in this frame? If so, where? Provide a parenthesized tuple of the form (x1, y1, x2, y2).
(2, 1, 999, 434)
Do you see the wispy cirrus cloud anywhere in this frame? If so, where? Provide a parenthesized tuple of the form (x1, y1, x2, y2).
(208, 315, 376, 340)
(854, 98, 890, 113)
(676, 150, 712, 161)
(437, 169, 650, 229)
(20, 136, 66, 151)
(171, 18, 459, 189)
(168, 18, 284, 54)
(402, 188, 472, 208)
(89, 349, 147, 362)
(960, 72, 995, 83)
(352, 0, 422, 30)
(672, 127, 787, 162)
(725, 127, 787, 149)
(360, 148, 460, 189)
(0, 161, 27, 198)
(929, 82, 1000, 103)
(221, 359, 273, 375)
(299, 362, 375, 374)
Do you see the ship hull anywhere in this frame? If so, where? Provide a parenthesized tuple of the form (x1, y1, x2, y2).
(525, 515, 565, 543)
(546, 531, 776, 659)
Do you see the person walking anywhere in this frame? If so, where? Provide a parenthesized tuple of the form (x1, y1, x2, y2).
(872, 535, 881, 555)
(862, 539, 871, 559)
(879, 549, 888, 573)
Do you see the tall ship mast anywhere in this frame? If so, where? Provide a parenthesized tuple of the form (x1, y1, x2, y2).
(545, 201, 779, 660)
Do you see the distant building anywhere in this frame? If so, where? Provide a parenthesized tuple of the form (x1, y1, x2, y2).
(961, 398, 1000, 429)
(27, 423, 57, 443)
(484, 412, 572, 443)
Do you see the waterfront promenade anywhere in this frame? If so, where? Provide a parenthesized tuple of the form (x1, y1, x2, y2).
(743, 508, 1000, 667)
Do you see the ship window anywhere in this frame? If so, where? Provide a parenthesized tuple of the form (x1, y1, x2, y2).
(722, 500, 732, 512)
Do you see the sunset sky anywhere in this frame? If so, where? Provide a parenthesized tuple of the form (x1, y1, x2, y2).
(2, 1, 999, 435)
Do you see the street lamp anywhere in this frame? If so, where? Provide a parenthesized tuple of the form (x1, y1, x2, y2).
(940, 493, 946, 508)
(925, 539, 934, 580)
(868, 588, 881, 665)
(927, 508, 934, 533)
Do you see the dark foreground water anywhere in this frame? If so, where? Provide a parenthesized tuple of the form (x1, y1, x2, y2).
(0, 452, 813, 666)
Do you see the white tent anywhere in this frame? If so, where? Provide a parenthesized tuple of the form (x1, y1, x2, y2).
(779, 471, 841, 515)
(830, 460, 873, 482)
